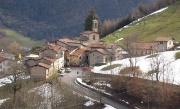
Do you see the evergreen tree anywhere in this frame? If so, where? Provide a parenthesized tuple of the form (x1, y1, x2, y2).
(84, 9, 97, 31)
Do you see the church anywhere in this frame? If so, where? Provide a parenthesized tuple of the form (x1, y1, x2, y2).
(74, 19, 100, 46)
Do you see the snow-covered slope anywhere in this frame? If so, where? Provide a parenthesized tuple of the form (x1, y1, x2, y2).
(92, 50, 180, 85)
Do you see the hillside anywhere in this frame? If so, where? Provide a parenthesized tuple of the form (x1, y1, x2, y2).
(0, 0, 151, 40)
(0, 26, 40, 48)
(103, 1, 180, 44)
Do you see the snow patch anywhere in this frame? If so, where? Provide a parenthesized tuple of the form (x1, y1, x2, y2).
(76, 78, 112, 96)
(0, 75, 30, 87)
(91, 50, 180, 85)
(94, 81, 111, 88)
(84, 100, 94, 106)
(103, 104, 116, 109)
(0, 98, 9, 106)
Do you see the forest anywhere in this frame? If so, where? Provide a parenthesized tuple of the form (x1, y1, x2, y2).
(0, 0, 151, 40)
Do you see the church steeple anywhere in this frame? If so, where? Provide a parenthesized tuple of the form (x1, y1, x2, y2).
(92, 19, 98, 33)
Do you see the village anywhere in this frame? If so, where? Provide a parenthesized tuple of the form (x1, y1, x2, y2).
(0, 19, 177, 81)
(0, 19, 179, 109)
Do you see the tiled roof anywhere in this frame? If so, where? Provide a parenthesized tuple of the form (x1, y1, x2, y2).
(91, 43, 112, 49)
(43, 57, 56, 62)
(0, 56, 7, 63)
(48, 43, 66, 51)
(58, 38, 74, 43)
(38, 63, 51, 69)
(74, 36, 89, 41)
(25, 59, 40, 67)
(67, 42, 86, 47)
(79, 36, 89, 41)
(81, 31, 98, 35)
(132, 42, 158, 50)
(74, 37, 81, 40)
(70, 48, 87, 57)
(91, 49, 110, 55)
(155, 37, 173, 42)
(0, 52, 15, 59)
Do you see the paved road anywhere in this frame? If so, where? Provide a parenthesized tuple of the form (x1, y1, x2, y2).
(58, 67, 130, 109)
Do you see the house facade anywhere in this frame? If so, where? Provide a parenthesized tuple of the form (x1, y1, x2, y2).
(89, 49, 111, 66)
(0, 51, 15, 60)
(39, 43, 65, 68)
(90, 43, 123, 60)
(0, 56, 9, 72)
(155, 37, 174, 52)
(69, 47, 90, 66)
(30, 63, 53, 80)
(25, 43, 65, 80)
(131, 42, 159, 56)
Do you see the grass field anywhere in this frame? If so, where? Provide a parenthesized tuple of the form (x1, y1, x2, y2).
(103, 1, 180, 44)
(101, 64, 121, 71)
(175, 52, 180, 59)
(0, 27, 43, 47)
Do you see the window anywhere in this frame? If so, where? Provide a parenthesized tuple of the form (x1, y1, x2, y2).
(160, 41, 163, 44)
(66, 59, 69, 62)
(95, 23, 97, 28)
(93, 35, 95, 40)
(169, 41, 171, 45)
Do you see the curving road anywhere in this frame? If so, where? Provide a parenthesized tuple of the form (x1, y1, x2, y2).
(58, 67, 130, 109)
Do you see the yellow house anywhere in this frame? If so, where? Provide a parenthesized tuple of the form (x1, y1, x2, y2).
(70, 47, 89, 66)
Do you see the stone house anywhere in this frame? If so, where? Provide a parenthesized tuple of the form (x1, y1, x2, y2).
(0, 56, 9, 72)
(89, 49, 112, 66)
(30, 63, 53, 80)
(69, 47, 90, 66)
(90, 43, 123, 60)
(154, 37, 174, 52)
(24, 57, 40, 74)
(39, 43, 65, 69)
(25, 43, 65, 80)
(131, 42, 159, 56)
(0, 51, 15, 60)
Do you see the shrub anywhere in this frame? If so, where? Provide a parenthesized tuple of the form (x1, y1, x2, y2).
(120, 67, 143, 77)
(175, 52, 180, 59)
(101, 64, 121, 71)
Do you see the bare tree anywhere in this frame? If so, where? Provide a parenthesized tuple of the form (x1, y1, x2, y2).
(123, 32, 140, 77)
(4, 61, 27, 104)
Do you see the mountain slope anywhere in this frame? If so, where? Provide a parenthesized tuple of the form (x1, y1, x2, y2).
(0, 26, 40, 48)
(0, 0, 151, 40)
(103, 1, 180, 43)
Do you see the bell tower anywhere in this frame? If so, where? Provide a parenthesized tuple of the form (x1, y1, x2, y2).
(92, 19, 98, 33)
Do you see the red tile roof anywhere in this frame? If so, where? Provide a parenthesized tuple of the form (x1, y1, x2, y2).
(48, 43, 67, 51)
(155, 37, 173, 42)
(74, 37, 81, 40)
(58, 38, 74, 43)
(0, 56, 7, 62)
